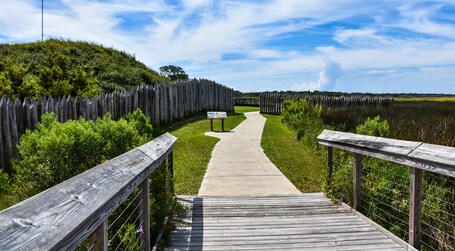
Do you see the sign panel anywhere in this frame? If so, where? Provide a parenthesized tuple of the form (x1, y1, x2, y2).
(207, 111, 227, 119)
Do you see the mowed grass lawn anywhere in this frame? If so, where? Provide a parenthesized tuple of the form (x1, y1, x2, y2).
(261, 114, 326, 192)
(166, 105, 325, 195)
(162, 107, 250, 195)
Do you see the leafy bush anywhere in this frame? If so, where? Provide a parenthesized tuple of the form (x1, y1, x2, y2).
(356, 116, 389, 137)
(0, 170, 10, 194)
(117, 223, 141, 251)
(281, 99, 326, 147)
(9, 109, 153, 200)
(124, 109, 154, 138)
(326, 115, 391, 206)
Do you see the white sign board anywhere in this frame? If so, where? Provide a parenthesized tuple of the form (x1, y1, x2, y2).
(207, 111, 227, 119)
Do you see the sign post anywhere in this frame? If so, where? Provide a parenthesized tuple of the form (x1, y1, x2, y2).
(207, 111, 227, 131)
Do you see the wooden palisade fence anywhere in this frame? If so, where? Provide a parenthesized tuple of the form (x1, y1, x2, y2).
(0, 132, 177, 250)
(318, 130, 455, 250)
(0, 79, 234, 173)
(234, 97, 260, 106)
(260, 92, 394, 114)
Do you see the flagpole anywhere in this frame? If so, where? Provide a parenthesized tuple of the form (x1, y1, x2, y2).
(41, 0, 44, 41)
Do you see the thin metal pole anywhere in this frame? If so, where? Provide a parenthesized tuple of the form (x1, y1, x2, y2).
(41, 0, 44, 41)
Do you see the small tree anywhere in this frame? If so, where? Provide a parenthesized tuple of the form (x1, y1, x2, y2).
(159, 65, 188, 81)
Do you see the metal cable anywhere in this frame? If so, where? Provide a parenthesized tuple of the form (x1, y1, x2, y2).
(361, 176, 409, 198)
(109, 199, 143, 245)
(361, 193, 409, 226)
(362, 188, 410, 218)
(108, 188, 143, 231)
(421, 231, 454, 250)
(359, 204, 408, 236)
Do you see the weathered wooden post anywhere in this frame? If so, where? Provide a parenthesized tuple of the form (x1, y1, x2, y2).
(409, 167, 422, 250)
(139, 178, 151, 251)
(168, 151, 174, 196)
(353, 153, 362, 210)
(327, 147, 333, 186)
(88, 221, 108, 251)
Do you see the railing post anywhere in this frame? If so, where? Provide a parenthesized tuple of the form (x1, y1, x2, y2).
(139, 178, 151, 251)
(167, 151, 174, 198)
(409, 167, 422, 250)
(327, 147, 333, 186)
(353, 153, 362, 210)
(88, 221, 108, 251)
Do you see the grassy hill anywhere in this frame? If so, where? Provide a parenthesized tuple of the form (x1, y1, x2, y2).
(0, 39, 168, 99)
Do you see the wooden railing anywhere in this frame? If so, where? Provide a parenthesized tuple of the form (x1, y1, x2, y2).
(318, 130, 455, 250)
(0, 133, 177, 250)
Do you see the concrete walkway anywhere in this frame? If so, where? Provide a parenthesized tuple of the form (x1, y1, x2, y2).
(198, 111, 301, 196)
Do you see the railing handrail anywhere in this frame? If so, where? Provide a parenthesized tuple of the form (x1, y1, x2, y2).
(317, 129, 455, 250)
(317, 129, 455, 178)
(0, 133, 177, 250)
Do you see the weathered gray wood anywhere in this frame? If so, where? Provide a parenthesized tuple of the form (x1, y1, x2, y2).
(0, 79, 234, 173)
(58, 96, 64, 122)
(318, 130, 421, 155)
(14, 98, 24, 136)
(31, 100, 38, 130)
(259, 92, 393, 115)
(0, 105, 3, 171)
(0, 133, 177, 250)
(317, 130, 455, 250)
(327, 147, 333, 186)
(408, 167, 422, 250)
(353, 153, 362, 210)
(8, 100, 18, 159)
(170, 195, 415, 251)
(1, 99, 12, 173)
(88, 221, 107, 251)
(139, 178, 151, 251)
(318, 130, 455, 178)
(168, 151, 174, 196)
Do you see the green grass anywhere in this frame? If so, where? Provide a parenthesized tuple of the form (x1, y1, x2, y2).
(159, 109, 246, 195)
(261, 114, 326, 192)
(394, 96, 455, 102)
(234, 106, 260, 113)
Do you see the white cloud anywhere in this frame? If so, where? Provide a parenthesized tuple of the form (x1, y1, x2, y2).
(334, 28, 393, 47)
(292, 60, 342, 91)
(1, 0, 455, 93)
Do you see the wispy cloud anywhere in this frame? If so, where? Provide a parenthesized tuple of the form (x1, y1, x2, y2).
(1, 0, 455, 93)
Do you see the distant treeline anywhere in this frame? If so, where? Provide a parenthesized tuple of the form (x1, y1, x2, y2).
(235, 90, 455, 99)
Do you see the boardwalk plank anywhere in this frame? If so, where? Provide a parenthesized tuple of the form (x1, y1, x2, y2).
(169, 194, 416, 251)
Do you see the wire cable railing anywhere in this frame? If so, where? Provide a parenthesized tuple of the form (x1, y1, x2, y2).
(318, 129, 455, 251)
(0, 133, 177, 251)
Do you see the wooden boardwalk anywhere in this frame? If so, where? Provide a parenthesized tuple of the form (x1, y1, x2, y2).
(169, 193, 414, 250)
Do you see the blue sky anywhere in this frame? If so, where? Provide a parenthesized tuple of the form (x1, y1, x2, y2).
(1, 0, 455, 93)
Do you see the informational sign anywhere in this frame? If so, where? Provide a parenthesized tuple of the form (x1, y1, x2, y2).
(207, 111, 227, 119)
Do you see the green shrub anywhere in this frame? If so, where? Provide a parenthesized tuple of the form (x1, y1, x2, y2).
(9, 109, 152, 201)
(124, 109, 154, 138)
(281, 99, 326, 147)
(327, 115, 391, 206)
(356, 116, 389, 137)
(0, 170, 10, 194)
(117, 223, 141, 251)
